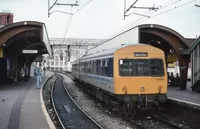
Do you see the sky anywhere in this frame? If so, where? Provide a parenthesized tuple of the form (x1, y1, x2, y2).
(0, 0, 200, 39)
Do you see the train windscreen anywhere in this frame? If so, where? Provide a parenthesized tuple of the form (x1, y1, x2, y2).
(119, 59, 164, 76)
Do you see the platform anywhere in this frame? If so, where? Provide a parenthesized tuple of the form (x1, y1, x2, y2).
(0, 71, 54, 129)
(167, 81, 200, 108)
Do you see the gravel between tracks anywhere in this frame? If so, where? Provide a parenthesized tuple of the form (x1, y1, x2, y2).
(61, 74, 136, 129)
(42, 75, 62, 129)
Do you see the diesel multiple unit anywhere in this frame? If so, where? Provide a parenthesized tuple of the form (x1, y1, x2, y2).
(72, 44, 168, 115)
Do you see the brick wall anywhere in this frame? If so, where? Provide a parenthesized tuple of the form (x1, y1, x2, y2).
(0, 12, 13, 25)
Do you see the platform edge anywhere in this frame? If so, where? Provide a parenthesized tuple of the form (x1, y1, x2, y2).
(40, 72, 56, 129)
(168, 97, 200, 107)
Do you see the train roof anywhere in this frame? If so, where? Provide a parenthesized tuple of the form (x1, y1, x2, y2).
(72, 43, 151, 63)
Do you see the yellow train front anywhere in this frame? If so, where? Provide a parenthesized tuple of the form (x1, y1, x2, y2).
(72, 44, 168, 115)
(113, 45, 167, 111)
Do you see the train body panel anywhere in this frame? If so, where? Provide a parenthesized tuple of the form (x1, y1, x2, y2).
(78, 73, 114, 93)
(114, 77, 166, 94)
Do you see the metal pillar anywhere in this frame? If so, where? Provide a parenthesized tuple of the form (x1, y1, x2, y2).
(178, 55, 190, 90)
(0, 58, 7, 85)
(192, 51, 194, 86)
(28, 64, 31, 78)
(197, 45, 200, 80)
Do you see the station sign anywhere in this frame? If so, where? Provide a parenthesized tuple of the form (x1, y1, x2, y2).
(134, 52, 148, 57)
(22, 50, 38, 54)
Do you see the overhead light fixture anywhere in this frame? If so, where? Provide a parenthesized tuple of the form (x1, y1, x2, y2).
(178, 48, 184, 50)
(169, 49, 174, 54)
(157, 41, 161, 44)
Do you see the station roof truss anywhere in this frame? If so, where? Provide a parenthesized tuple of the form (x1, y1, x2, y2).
(138, 24, 197, 57)
(50, 38, 107, 49)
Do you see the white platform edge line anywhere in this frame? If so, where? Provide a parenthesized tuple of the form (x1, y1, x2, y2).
(168, 97, 200, 107)
(40, 72, 56, 129)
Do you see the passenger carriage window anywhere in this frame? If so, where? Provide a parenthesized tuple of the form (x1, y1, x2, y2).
(104, 59, 109, 76)
(94, 60, 97, 74)
(84, 62, 86, 73)
(108, 58, 113, 77)
(90, 62, 92, 74)
(105, 59, 108, 67)
(89, 62, 91, 73)
(92, 61, 94, 74)
(85, 58, 114, 77)
(96, 60, 100, 75)
(92, 61, 96, 74)
(100, 60, 103, 67)
(100, 60, 104, 75)
(82, 62, 85, 73)
(89, 61, 92, 73)
(86, 62, 89, 73)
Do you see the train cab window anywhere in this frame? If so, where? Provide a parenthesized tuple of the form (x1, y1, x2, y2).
(119, 59, 133, 76)
(135, 60, 149, 76)
(149, 59, 164, 76)
(119, 59, 164, 76)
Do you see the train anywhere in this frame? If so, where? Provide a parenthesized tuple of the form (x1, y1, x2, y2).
(72, 44, 168, 115)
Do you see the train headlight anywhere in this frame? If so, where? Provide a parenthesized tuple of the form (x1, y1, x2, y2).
(122, 86, 127, 94)
(140, 86, 145, 92)
(158, 85, 162, 93)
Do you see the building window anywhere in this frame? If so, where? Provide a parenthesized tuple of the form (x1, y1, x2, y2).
(55, 56, 59, 61)
(51, 62, 54, 65)
(56, 62, 58, 65)
(60, 53, 63, 61)
(60, 62, 63, 65)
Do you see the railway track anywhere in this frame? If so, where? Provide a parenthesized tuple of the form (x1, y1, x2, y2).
(56, 72, 193, 129)
(126, 114, 184, 129)
(51, 74, 103, 129)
